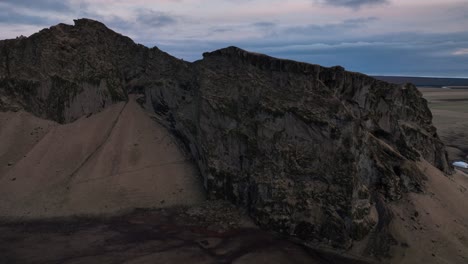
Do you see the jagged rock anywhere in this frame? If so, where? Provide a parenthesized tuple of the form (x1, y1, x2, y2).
(0, 19, 452, 255)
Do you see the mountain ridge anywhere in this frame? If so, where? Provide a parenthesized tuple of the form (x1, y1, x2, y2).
(0, 18, 459, 260)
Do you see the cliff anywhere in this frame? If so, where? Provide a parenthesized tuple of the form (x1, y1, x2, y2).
(0, 19, 453, 257)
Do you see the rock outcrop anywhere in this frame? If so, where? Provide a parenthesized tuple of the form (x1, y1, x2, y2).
(0, 19, 452, 256)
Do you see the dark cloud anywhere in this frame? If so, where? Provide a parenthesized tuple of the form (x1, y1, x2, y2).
(252, 22, 276, 28)
(211, 27, 233, 33)
(0, 6, 52, 25)
(78, 10, 135, 31)
(323, 0, 388, 8)
(137, 10, 177, 28)
(0, 0, 71, 12)
(274, 43, 468, 77)
(151, 28, 468, 77)
(256, 30, 468, 77)
(342, 17, 378, 24)
(0, 0, 79, 27)
(286, 17, 378, 37)
(103, 16, 134, 30)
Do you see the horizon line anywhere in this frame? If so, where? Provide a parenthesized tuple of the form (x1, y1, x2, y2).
(370, 74, 468, 79)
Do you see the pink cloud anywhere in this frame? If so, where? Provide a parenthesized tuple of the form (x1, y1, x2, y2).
(453, 48, 468, 56)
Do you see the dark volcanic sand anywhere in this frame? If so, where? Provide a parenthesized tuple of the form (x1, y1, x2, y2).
(0, 205, 373, 264)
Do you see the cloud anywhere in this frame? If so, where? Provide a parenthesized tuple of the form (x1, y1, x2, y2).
(322, 0, 388, 8)
(211, 27, 233, 33)
(342, 17, 378, 24)
(151, 28, 468, 78)
(0, 0, 71, 12)
(136, 10, 177, 28)
(0, 0, 80, 27)
(284, 17, 378, 38)
(252, 22, 276, 28)
(78, 11, 135, 31)
(0, 5, 52, 25)
(453, 48, 468, 56)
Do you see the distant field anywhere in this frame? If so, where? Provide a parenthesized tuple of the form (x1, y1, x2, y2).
(419, 87, 468, 163)
(442, 86, 468, 89)
(375, 76, 468, 87)
(422, 88, 468, 113)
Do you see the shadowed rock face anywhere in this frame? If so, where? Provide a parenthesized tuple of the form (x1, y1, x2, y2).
(0, 19, 452, 255)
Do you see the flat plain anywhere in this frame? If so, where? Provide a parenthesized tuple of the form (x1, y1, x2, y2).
(419, 88, 468, 163)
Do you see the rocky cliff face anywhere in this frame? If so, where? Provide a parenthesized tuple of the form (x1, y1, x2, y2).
(0, 19, 452, 256)
(0, 19, 183, 122)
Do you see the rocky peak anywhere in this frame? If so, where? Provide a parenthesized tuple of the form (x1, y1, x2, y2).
(73, 18, 108, 29)
(0, 18, 173, 122)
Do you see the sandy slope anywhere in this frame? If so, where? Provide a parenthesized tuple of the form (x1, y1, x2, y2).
(389, 161, 468, 263)
(0, 96, 205, 219)
(0, 111, 56, 177)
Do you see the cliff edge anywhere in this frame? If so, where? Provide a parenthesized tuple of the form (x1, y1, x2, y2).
(0, 19, 456, 260)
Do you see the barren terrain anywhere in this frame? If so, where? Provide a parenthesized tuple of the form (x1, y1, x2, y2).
(419, 88, 468, 163)
(0, 201, 371, 264)
(389, 161, 468, 263)
(0, 96, 205, 219)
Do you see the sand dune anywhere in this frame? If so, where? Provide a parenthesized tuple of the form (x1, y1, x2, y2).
(389, 161, 468, 263)
(351, 86, 468, 262)
(0, 96, 205, 219)
(0, 111, 56, 177)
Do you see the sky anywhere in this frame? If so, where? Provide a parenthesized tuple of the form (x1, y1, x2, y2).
(0, 0, 467, 77)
